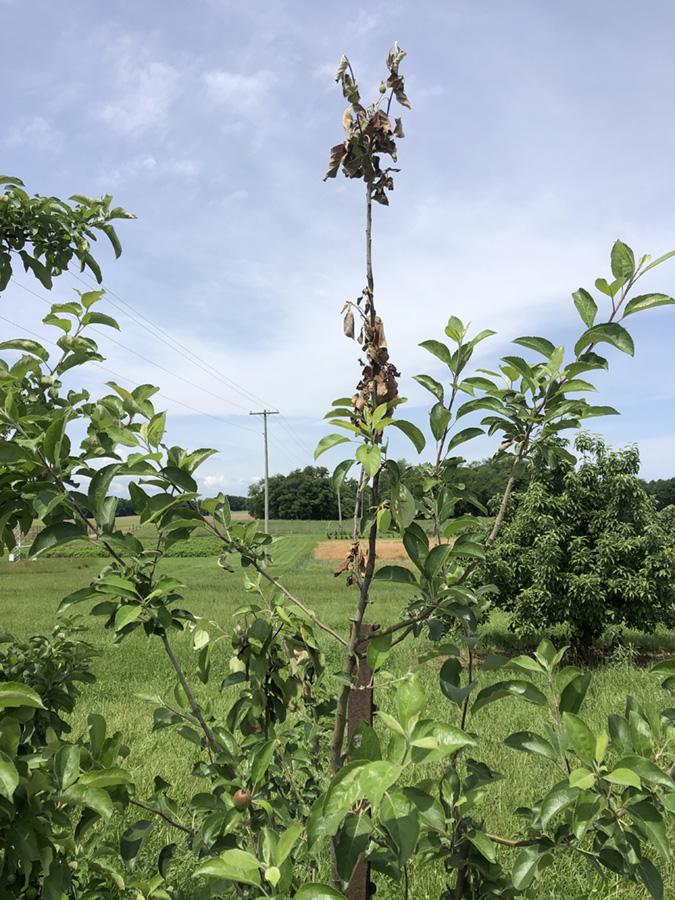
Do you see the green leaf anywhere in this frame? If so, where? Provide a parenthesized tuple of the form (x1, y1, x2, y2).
(194, 849, 261, 887)
(356, 444, 381, 477)
(638, 857, 664, 900)
(568, 767, 595, 789)
(78, 767, 131, 789)
(398, 675, 425, 730)
(611, 239, 635, 279)
(424, 543, 452, 578)
(539, 781, 579, 829)
(295, 886, 346, 900)
(373, 564, 417, 585)
(0, 441, 27, 463)
(623, 292, 675, 317)
(413, 374, 444, 402)
(367, 633, 392, 671)
(251, 740, 275, 788)
(82, 311, 120, 330)
(512, 845, 547, 890)
(562, 713, 595, 764)
(55, 745, 81, 790)
(322, 760, 401, 829)
(574, 322, 634, 357)
(642, 249, 675, 273)
(572, 288, 598, 328)
(0, 338, 50, 361)
(628, 801, 669, 861)
(446, 427, 483, 452)
(120, 819, 154, 861)
(0, 682, 45, 710)
(381, 792, 419, 867)
(513, 336, 555, 357)
(332, 458, 354, 491)
(650, 658, 675, 676)
(30, 522, 87, 558)
(613, 756, 674, 789)
(467, 829, 497, 863)
(390, 419, 425, 453)
(430, 402, 451, 440)
(276, 823, 302, 865)
(114, 605, 142, 631)
(335, 812, 372, 883)
(472, 680, 547, 713)
(0, 751, 19, 800)
(504, 731, 558, 761)
(314, 433, 350, 459)
(391, 483, 416, 530)
(419, 339, 453, 368)
(604, 767, 641, 789)
(559, 672, 591, 714)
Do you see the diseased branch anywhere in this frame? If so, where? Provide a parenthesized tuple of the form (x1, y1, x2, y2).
(330, 470, 380, 774)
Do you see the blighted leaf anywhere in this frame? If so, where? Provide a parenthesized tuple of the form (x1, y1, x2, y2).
(343, 308, 355, 338)
(324, 143, 347, 180)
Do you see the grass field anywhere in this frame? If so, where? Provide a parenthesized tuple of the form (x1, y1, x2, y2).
(2, 527, 674, 898)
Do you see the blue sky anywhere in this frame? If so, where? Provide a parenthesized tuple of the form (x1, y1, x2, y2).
(3, 0, 675, 493)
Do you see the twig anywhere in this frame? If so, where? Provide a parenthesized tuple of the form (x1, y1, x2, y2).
(161, 633, 222, 756)
(129, 798, 192, 835)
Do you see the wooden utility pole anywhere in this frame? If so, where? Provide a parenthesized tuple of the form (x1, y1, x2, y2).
(249, 409, 279, 534)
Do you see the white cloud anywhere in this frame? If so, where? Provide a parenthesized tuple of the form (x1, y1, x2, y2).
(104, 153, 200, 186)
(6, 116, 62, 151)
(97, 41, 181, 134)
(203, 69, 276, 112)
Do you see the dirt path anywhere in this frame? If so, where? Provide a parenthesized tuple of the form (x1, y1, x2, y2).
(313, 539, 407, 561)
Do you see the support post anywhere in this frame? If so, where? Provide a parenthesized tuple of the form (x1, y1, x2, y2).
(345, 622, 378, 900)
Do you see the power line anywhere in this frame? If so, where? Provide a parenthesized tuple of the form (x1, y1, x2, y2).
(0, 313, 253, 450)
(68, 269, 315, 455)
(69, 268, 272, 410)
(12, 279, 259, 429)
(11, 273, 317, 461)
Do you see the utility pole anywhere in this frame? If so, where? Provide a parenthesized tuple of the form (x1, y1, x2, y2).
(249, 409, 279, 534)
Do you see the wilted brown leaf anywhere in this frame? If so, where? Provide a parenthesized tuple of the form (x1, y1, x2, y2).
(343, 309, 355, 339)
(324, 143, 347, 180)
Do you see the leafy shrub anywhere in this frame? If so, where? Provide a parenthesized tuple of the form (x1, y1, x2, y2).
(482, 435, 675, 649)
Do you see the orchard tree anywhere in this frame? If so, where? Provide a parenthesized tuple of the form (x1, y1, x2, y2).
(1, 44, 675, 900)
(482, 434, 675, 651)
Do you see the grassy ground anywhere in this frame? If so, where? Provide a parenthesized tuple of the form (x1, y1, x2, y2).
(2, 532, 673, 898)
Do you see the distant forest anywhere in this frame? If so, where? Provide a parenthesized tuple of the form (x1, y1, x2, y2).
(111, 465, 675, 521)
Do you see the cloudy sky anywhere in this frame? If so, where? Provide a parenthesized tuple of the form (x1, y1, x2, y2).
(3, 0, 675, 493)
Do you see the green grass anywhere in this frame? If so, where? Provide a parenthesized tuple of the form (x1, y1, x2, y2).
(2, 539, 673, 898)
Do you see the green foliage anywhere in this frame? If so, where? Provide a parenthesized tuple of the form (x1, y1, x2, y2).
(248, 466, 357, 520)
(642, 475, 675, 511)
(0, 176, 134, 290)
(0, 625, 133, 897)
(482, 435, 675, 648)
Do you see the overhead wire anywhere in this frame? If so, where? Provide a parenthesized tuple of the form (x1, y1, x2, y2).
(68, 268, 315, 459)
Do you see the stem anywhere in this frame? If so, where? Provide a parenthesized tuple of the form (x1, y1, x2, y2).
(459, 648, 473, 731)
(253, 562, 348, 648)
(485, 439, 529, 548)
(160, 633, 222, 756)
(129, 798, 192, 835)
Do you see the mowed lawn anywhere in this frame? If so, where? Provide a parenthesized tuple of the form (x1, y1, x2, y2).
(2, 533, 674, 899)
